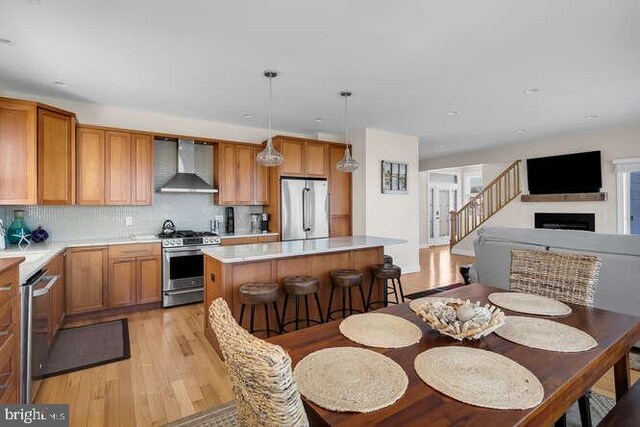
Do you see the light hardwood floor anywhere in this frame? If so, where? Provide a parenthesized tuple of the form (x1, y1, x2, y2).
(35, 246, 637, 425)
(35, 305, 234, 426)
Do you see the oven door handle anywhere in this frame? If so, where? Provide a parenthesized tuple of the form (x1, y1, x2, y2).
(163, 247, 206, 254)
(32, 275, 59, 298)
(165, 288, 203, 296)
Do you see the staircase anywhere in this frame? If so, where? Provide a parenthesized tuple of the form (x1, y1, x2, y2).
(450, 160, 522, 247)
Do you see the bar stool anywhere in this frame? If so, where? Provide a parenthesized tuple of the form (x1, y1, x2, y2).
(238, 282, 282, 337)
(367, 263, 405, 310)
(326, 269, 367, 321)
(281, 275, 324, 332)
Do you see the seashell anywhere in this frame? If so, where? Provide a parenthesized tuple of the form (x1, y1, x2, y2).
(456, 304, 476, 322)
(472, 307, 492, 324)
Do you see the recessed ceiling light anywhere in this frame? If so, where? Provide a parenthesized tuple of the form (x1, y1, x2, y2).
(314, 117, 323, 123)
(438, 145, 445, 149)
(53, 81, 69, 88)
(448, 110, 460, 116)
(523, 88, 539, 94)
(584, 114, 599, 120)
(242, 113, 253, 119)
(0, 38, 12, 45)
(516, 128, 528, 134)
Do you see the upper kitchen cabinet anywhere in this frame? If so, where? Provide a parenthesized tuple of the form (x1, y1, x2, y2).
(0, 97, 75, 205)
(273, 136, 328, 178)
(214, 141, 267, 206)
(76, 125, 153, 206)
(105, 131, 132, 205)
(37, 108, 76, 204)
(76, 127, 106, 205)
(131, 133, 153, 205)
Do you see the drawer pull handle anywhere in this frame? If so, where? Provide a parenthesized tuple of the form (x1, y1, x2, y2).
(0, 284, 13, 291)
(0, 331, 9, 337)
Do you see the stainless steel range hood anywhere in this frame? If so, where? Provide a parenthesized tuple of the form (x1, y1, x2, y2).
(158, 139, 218, 193)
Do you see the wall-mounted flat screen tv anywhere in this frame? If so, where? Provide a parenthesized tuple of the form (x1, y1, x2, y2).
(526, 151, 602, 194)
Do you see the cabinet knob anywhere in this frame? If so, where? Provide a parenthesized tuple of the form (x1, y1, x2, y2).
(210, 273, 216, 282)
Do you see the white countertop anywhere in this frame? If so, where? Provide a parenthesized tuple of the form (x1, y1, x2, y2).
(218, 231, 279, 239)
(0, 236, 161, 283)
(202, 236, 406, 264)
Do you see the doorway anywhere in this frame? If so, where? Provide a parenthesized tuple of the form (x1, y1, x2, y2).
(428, 182, 458, 246)
(614, 158, 640, 235)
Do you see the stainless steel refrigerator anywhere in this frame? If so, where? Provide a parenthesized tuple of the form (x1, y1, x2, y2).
(281, 178, 329, 241)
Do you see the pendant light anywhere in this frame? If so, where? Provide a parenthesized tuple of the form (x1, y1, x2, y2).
(256, 70, 284, 167)
(336, 91, 359, 173)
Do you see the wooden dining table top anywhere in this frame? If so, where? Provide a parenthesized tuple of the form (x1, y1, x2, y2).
(267, 284, 640, 427)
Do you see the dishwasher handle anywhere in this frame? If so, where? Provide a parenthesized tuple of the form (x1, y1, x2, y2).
(32, 275, 59, 298)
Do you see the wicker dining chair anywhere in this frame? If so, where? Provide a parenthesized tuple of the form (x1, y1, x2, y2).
(509, 248, 602, 427)
(208, 298, 309, 427)
(509, 249, 601, 307)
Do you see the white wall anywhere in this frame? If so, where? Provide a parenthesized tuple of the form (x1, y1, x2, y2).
(420, 126, 640, 255)
(353, 128, 420, 273)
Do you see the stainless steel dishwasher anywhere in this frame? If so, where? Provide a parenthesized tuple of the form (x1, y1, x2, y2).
(20, 268, 59, 403)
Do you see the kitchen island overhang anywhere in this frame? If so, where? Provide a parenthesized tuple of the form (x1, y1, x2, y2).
(202, 236, 406, 356)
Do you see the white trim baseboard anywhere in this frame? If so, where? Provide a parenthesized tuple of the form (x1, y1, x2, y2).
(450, 247, 475, 257)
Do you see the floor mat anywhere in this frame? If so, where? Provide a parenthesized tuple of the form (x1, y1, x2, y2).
(404, 283, 467, 300)
(35, 318, 130, 379)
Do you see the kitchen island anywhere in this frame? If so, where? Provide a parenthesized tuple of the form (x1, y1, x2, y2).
(202, 236, 405, 354)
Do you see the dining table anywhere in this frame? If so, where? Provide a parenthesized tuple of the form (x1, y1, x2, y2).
(267, 284, 640, 426)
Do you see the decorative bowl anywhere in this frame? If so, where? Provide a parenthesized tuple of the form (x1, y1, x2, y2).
(415, 298, 505, 341)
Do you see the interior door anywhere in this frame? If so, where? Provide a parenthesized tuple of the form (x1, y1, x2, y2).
(631, 172, 640, 235)
(429, 183, 458, 246)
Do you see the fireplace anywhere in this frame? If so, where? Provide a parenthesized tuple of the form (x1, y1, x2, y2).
(534, 213, 595, 232)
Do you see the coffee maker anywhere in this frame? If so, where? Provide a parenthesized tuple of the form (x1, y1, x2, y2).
(260, 212, 270, 232)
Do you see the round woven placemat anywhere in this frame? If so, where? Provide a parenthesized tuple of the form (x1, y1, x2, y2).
(293, 347, 408, 413)
(414, 347, 544, 410)
(409, 296, 457, 313)
(488, 292, 572, 316)
(339, 313, 422, 348)
(495, 316, 597, 352)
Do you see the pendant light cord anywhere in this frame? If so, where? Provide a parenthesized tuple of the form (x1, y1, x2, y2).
(344, 94, 349, 151)
(268, 75, 273, 143)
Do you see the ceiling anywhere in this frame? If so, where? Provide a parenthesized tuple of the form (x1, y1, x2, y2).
(1, 0, 639, 159)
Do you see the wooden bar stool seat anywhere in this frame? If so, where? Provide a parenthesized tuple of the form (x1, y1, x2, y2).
(367, 263, 405, 310)
(281, 276, 324, 332)
(326, 269, 367, 321)
(238, 282, 282, 338)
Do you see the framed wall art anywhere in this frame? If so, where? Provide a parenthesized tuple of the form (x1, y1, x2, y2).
(381, 160, 408, 194)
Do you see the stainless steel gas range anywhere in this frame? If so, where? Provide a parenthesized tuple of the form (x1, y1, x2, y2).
(159, 229, 221, 307)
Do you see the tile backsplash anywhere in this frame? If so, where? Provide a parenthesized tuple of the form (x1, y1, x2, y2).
(0, 140, 263, 241)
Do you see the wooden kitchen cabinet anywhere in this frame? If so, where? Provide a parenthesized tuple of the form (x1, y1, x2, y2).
(76, 126, 106, 205)
(0, 258, 22, 403)
(105, 131, 133, 205)
(0, 97, 76, 206)
(235, 144, 255, 204)
(108, 243, 161, 308)
(277, 137, 305, 177)
(137, 256, 162, 304)
(108, 257, 137, 308)
(76, 126, 153, 206)
(65, 247, 108, 315)
(254, 146, 270, 205)
(214, 141, 268, 206)
(37, 108, 76, 205)
(132, 133, 154, 205)
(305, 140, 328, 178)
